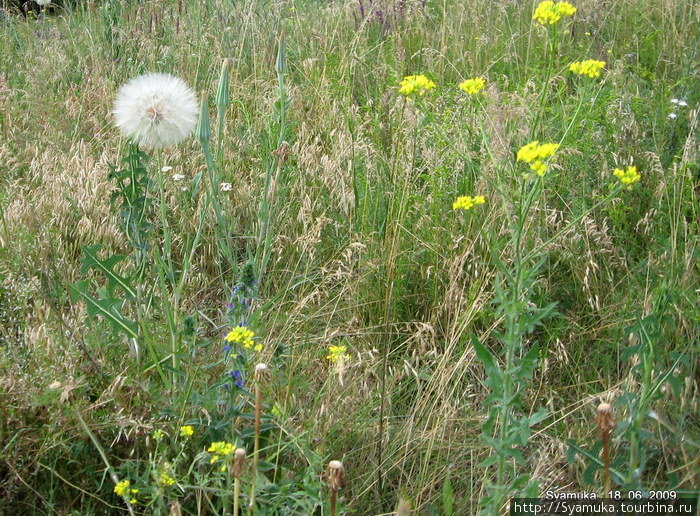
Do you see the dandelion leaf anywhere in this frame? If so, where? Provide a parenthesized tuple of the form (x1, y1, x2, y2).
(79, 244, 136, 300)
(69, 280, 138, 339)
(442, 472, 454, 516)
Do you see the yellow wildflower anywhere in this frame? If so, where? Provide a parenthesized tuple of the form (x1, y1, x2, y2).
(114, 480, 130, 497)
(459, 77, 486, 95)
(452, 195, 486, 211)
(399, 75, 436, 97)
(533, 1, 577, 25)
(225, 326, 258, 350)
(517, 141, 559, 177)
(208, 441, 236, 463)
(613, 166, 640, 188)
(180, 425, 194, 438)
(569, 59, 606, 78)
(158, 472, 176, 486)
(326, 345, 347, 363)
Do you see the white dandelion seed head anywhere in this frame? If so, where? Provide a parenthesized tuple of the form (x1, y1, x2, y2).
(668, 113, 677, 119)
(161, 165, 173, 172)
(172, 174, 186, 181)
(113, 73, 199, 149)
(36, 0, 51, 5)
(671, 98, 680, 104)
(221, 182, 233, 191)
(678, 100, 688, 107)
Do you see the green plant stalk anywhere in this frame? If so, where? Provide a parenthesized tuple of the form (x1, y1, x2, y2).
(153, 248, 179, 387)
(113, 146, 170, 385)
(523, 186, 623, 261)
(628, 337, 654, 486)
(216, 59, 232, 164)
(256, 34, 289, 284)
(494, 211, 525, 511)
(376, 96, 408, 499)
(74, 407, 136, 516)
(133, 282, 171, 388)
(201, 138, 235, 272)
(151, 156, 181, 386)
(198, 92, 235, 279)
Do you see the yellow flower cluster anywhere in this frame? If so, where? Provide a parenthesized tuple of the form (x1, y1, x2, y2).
(452, 195, 486, 211)
(158, 472, 176, 486)
(114, 479, 131, 497)
(613, 166, 640, 188)
(326, 345, 347, 363)
(399, 75, 436, 97)
(569, 60, 606, 78)
(225, 326, 260, 351)
(532, 1, 577, 25)
(459, 77, 486, 95)
(208, 441, 236, 463)
(179, 425, 194, 438)
(517, 141, 560, 176)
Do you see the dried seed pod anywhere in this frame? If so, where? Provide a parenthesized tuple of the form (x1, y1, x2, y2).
(596, 402, 616, 437)
(326, 460, 345, 490)
(596, 401, 616, 496)
(232, 448, 247, 478)
(255, 363, 270, 380)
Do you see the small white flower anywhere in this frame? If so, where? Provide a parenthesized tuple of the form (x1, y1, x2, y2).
(172, 174, 186, 181)
(113, 73, 199, 149)
(36, 0, 51, 5)
(668, 113, 677, 119)
(671, 98, 680, 104)
(161, 166, 173, 172)
(221, 182, 233, 191)
(677, 100, 688, 107)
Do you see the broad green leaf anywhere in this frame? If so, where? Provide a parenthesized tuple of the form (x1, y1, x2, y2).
(471, 335, 500, 378)
(515, 343, 540, 380)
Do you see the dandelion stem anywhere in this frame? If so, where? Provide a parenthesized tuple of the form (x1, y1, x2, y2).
(249, 365, 268, 514)
(233, 477, 241, 516)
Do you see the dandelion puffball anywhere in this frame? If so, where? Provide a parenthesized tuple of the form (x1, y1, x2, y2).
(36, 0, 51, 5)
(113, 73, 199, 149)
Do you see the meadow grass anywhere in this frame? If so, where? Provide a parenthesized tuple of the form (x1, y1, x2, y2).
(0, 0, 698, 514)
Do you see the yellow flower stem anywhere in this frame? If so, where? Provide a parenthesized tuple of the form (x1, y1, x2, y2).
(531, 23, 558, 138)
(524, 186, 622, 261)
